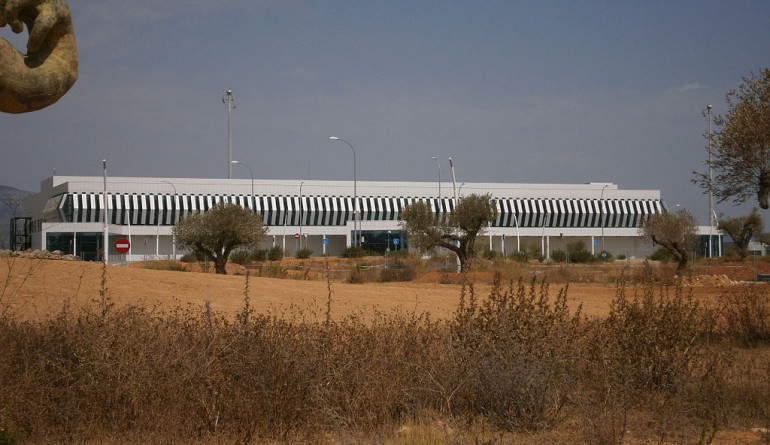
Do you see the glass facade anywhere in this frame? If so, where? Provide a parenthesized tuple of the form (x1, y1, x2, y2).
(46, 232, 103, 261)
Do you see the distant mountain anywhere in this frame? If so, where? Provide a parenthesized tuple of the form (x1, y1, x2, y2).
(1, 185, 33, 249)
(0, 184, 23, 193)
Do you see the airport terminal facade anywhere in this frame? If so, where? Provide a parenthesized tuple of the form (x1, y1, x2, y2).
(19, 175, 675, 262)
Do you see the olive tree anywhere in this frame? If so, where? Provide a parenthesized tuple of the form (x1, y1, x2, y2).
(173, 203, 267, 274)
(399, 193, 496, 273)
(694, 69, 770, 208)
(718, 209, 764, 260)
(639, 208, 699, 272)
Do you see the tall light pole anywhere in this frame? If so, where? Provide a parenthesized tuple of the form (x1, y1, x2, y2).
(299, 181, 304, 251)
(448, 157, 459, 271)
(223, 89, 235, 179)
(600, 184, 609, 254)
(712, 209, 722, 257)
(161, 180, 177, 259)
(102, 159, 108, 265)
(231, 160, 254, 198)
(431, 156, 441, 199)
(707, 104, 715, 258)
(512, 213, 520, 253)
(448, 157, 458, 203)
(329, 136, 358, 247)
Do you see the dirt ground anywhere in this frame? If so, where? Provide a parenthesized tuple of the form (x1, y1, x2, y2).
(3, 255, 770, 444)
(0, 256, 749, 321)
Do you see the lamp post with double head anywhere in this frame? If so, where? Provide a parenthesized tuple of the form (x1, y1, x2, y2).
(329, 136, 358, 247)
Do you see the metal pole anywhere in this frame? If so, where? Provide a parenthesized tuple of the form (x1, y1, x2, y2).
(713, 209, 721, 258)
(231, 160, 253, 197)
(102, 159, 108, 265)
(541, 212, 548, 259)
(707, 104, 714, 258)
(448, 157, 458, 203)
(299, 181, 304, 251)
(330, 137, 357, 247)
(600, 184, 609, 253)
(161, 180, 177, 259)
(223, 90, 235, 179)
(448, 157, 459, 272)
(432, 156, 441, 199)
(513, 213, 520, 253)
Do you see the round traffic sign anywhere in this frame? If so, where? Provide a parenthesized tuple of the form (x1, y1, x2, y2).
(294, 233, 300, 240)
(114, 237, 130, 254)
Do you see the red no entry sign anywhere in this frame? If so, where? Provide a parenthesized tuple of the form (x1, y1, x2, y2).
(294, 233, 300, 240)
(114, 238, 131, 254)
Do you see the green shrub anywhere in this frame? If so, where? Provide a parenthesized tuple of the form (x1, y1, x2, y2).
(229, 248, 252, 265)
(566, 240, 595, 263)
(340, 246, 366, 258)
(508, 250, 530, 263)
(551, 249, 567, 263)
(252, 248, 268, 261)
(295, 248, 313, 259)
(267, 246, 284, 261)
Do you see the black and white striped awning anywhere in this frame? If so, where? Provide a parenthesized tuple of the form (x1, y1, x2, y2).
(58, 193, 664, 229)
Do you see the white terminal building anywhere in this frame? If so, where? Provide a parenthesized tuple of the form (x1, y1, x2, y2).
(16, 175, 720, 262)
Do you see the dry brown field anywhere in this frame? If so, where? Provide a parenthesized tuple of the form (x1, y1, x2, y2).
(0, 255, 755, 321)
(3, 255, 770, 445)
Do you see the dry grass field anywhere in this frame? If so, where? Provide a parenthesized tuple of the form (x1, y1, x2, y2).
(0, 255, 746, 321)
(2, 254, 770, 445)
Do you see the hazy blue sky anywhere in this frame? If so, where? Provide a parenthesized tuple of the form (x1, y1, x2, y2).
(2, 0, 769, 223)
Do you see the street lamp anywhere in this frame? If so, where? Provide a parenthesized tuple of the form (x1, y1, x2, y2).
(431, 156, 441, 199)
(102, 159, 108, 265)
(706, 104, 715, 258)
(329, 136, 358, 247)
(712, 209, 721, 257)
(161, 180, 177, 259)
(299, 181, 304, 252)
(448, 157, 458, 203)
(600, 184, 609, 254)
(223, 89, 235, 179)
(231, 160, 254, 198)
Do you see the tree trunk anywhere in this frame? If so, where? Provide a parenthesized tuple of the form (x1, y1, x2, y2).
(458, 250, 470, 273)
(214, 256, 228, 274)
(675, 250, 688, 272)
